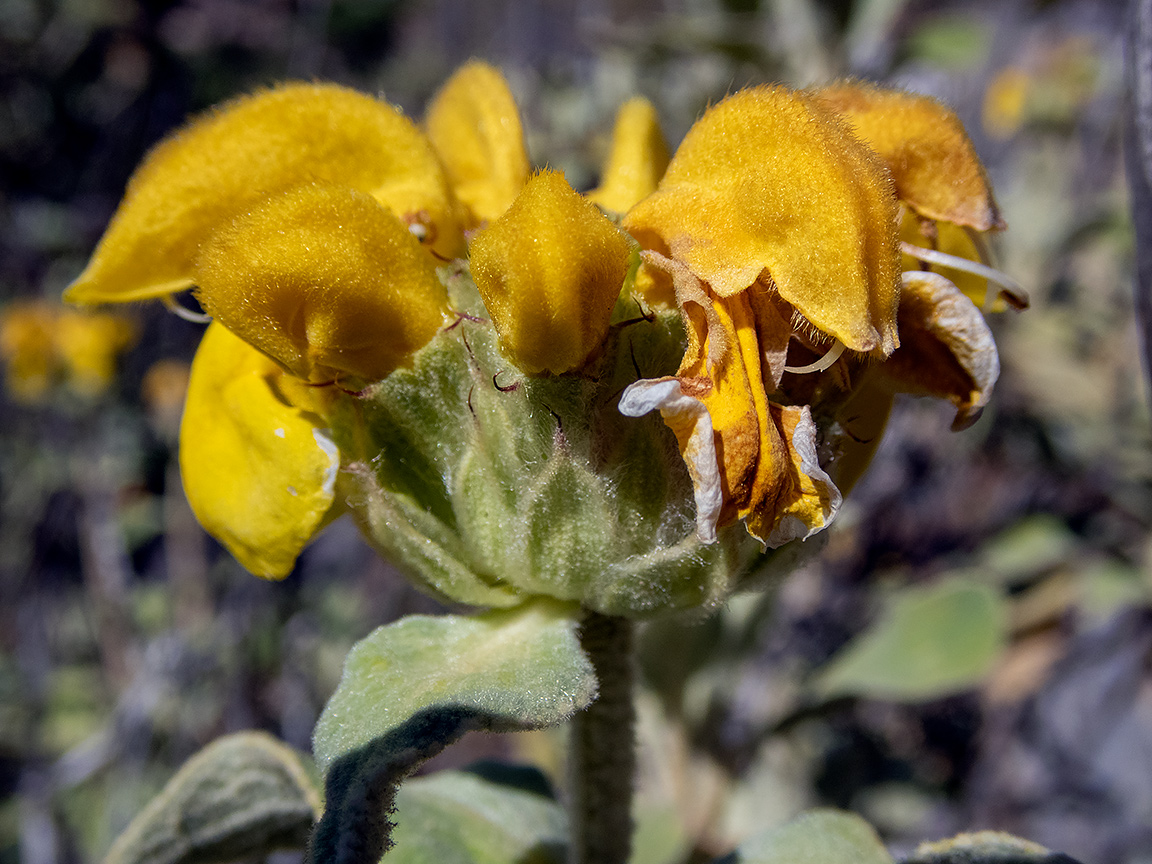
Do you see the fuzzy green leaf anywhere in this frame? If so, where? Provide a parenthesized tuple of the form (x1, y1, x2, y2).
(813, 578, 1008, 701)
(717, 809, 893, 864)
(103, 732, 321, 864)
(902, 830, 1083, 864)
(388, 769, 566, 864)
(309, 601, 595, 864)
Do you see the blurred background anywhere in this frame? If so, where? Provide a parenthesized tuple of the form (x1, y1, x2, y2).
(0, 0, 1145, 862)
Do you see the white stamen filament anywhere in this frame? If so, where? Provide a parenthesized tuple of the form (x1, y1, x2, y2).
(899, 241, 1028, 312)
(784, 339, 846, 374)
(162, 293, 212, 324)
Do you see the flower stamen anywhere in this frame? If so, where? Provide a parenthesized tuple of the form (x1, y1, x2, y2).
(783, 338, 846, 374)
(162, 292, 212, 324)
(898, 241, 1029, 312)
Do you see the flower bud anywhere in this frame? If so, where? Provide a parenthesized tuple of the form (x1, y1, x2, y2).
(469, 170, 631, 375)
(588, 97, 670, 214)
(425, 61, 531, 226)
(194, 184, 449, 386)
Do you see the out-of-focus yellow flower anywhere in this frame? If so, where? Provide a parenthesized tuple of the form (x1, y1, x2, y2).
(0, 302, 56, 401)
(425, 61, 531, 227)
(65, 82, 462, 305)
(470, 170, 631, 375)
(588, 98, 670, 215)
(141, 358, 191, 438)
(195, 184, 450, 387)
(0, 301, 135, 402)
(55, 311, 136, 396)
(179, 322, 340, 579)
(983, 67, 1030, 140)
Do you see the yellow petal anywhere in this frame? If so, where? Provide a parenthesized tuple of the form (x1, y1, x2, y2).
(425, 61, 531, 226)
(179, 321, 339, 579)
(620, 275, 840, 547)
(746, 404, 841, 545)
(470, 170, 630, 375)
(66, 82, 462, 304)
(624, 86, 900, 355)
(680, 286, 785, 529)
(814, 81, 1005, 231)
(588, 97, 670, 214)
(880, 271, 1000, 430)
(194, 184, 449, 386)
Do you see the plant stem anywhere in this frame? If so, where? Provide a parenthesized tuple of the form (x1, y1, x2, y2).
(568, 610, 635, 864)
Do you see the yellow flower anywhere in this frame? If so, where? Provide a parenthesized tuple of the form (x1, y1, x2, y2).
(62, 79, 471, 579)
(65, 82, 462, 305)
(0, 302, 58, 401)
(179, 322, 340, 579)
(813, 81, 1028, 313)
(621, 86, 900, 547)
(470, 170, 631, 375)
(588, 97, 670, 215)
(425, 61, 531, 227)
(194, 184, 450, 387)
(808, 82, 1021, 431)
(625, 85, 901, 356)
(0, 301, 135, 402)
(813, 81, 1004, 232)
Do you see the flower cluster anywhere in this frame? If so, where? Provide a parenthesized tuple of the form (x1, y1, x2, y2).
(0, 300, 135, 403)
(66, 63, 1022, 616)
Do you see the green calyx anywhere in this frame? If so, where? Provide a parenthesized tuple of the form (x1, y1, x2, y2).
(328, 264, 758, 617)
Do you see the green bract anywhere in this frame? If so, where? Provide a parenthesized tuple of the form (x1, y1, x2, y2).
(330, 267, 759, 616)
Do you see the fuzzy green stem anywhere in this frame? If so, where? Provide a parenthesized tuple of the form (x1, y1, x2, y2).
(568, 610, 635, 864)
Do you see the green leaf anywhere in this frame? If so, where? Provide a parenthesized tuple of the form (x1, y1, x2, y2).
(103, 731, 321, 864)
(309, 600, 596, 864)
(388, 769, 566, 864)
(901, 830, 1082, 863)
(979, 516, 1078, 584)
(812, 578, 1008, 702)
(717, 809, 893, 864)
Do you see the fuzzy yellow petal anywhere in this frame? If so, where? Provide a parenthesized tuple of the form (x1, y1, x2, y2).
(588, 97, 670, 214)
(814, 81, 1005, 231)
(620, 269, 840, 546)
(678, 287, 785, 528)
(880, 271, 1000, 430)
(747, 404, 841, 545)
(425, 61, 530, 226)
(470, 170, 630, 375)
(66, 83, 461, 305)
(194, 185, 449, 386)
(624, 86, 900, 355)
(179, 321, 339, 580)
